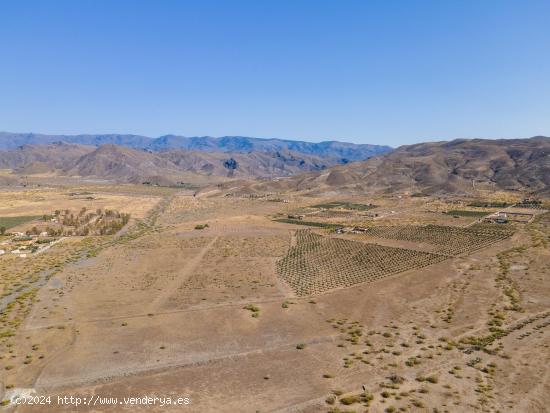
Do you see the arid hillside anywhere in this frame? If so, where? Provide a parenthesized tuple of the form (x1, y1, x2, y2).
(251, 137, 550, 196)
(0, 142, 94, 172)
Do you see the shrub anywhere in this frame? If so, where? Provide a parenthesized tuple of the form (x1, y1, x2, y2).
(426, 375, 438, 384)
(411, 399, 424, 408)
(388, 374, 405, 384)
(243, 304, 260, 313)
(405, 357, 420, 367)
(340, 394, 361, 405)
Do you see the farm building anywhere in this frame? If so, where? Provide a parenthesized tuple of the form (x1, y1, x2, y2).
(484, 212, 508, 224)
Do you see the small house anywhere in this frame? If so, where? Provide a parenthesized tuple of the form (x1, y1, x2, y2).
(484, 212, 508, 224)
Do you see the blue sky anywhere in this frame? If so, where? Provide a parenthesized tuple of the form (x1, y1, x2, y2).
(0, 0, 549, 146)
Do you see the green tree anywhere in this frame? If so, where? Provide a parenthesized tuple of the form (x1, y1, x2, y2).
(0, 226, 5, 235)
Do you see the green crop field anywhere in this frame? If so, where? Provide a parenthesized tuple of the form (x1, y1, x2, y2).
(446, 210, 490, 217)
(468, 201, 510, 208)
(311, 201, 376, 211)
(0, 216, 42, 230)
(273, 218, 339, 229)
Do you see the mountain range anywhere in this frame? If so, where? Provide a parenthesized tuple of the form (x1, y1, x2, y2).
(0, 142, 350, 183)
(0, 133, 548, 196)
(0, 132, 391, 162)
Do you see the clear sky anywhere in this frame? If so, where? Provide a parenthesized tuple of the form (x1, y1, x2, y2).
(1, 0, 549, 146)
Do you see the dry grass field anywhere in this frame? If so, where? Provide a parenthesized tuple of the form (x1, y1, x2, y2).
(0, 186, 164, 221)
(0, 183, 548, 412)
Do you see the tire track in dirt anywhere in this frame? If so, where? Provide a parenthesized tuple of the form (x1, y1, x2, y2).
(34, 334, 340, 390)
(22, 295, 295, 331)
(148, 235, 219, 312)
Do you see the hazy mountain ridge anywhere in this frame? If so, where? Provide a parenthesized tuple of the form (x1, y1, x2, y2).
(0, 132, 152, 150)
(147, 135, 390, 161)
(0, 132, 391, 161)
(0, 143, 340, 183)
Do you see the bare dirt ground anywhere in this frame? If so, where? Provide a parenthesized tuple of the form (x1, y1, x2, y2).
(0, 185, 548, 412)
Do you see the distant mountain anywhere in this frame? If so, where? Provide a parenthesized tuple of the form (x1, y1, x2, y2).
(146, 135, 391, 161)
(2, 136, 548, 195)
(0, 141, 94, 171)
(0, 132, 391, 161)
(0, 132, 153, 149)
(0, 143, 343, 183)
(250, 137, 550, 196)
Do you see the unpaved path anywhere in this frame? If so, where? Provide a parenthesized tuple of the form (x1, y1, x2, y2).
(147, 235, 219, 311)
(34, 333, 340, 390)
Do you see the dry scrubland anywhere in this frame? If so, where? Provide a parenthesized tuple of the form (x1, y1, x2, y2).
(0, 187, 162, 220)
(0, 184, 548, 412)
